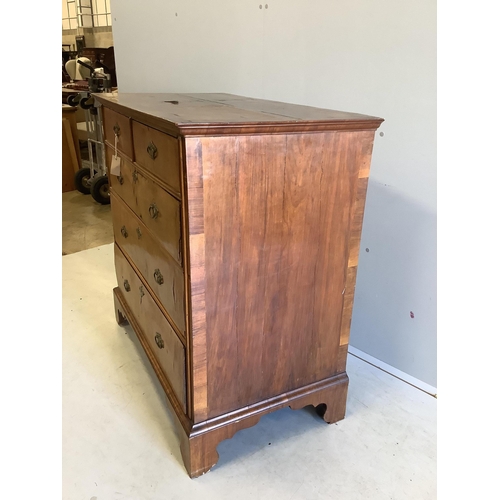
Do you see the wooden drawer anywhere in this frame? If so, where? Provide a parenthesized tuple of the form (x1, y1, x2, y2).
(132, 121, 181, 197)
(111, 192, 186, 335)
(107, 146, 183, 266)
(114, 244, 186, 412)
(102, 107, 134, 159)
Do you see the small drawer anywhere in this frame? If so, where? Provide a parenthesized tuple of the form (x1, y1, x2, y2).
(114, 244, 186, 412)
(107, 146, 183, 266)
(132, 121, 181, 196)
(111, 192, 186, 335)
(102, 107, 134, 159)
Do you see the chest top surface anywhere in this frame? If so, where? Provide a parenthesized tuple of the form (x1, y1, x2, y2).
(94, 92, 383, 136)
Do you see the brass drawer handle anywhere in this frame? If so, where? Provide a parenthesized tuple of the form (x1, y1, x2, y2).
(123, 279, 131, 292)
(147, 141, 158, 160)
(136, 227, 142, 239)
(155, 333, 164, 349)
(132, 170, 138, 183)
(121, 226, 128, 238)
(149, 203, 159, 219)
(113, 123, 120, 136)
(118, 175, 124, 185)
(154, 269, 164, 285)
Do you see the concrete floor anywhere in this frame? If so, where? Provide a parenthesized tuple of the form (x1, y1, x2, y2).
(62, 244, 437, 500)
(62, 190, 113, 255)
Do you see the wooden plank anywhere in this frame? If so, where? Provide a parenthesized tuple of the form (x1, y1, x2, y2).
(339, 266, 358, 347)
(202, 136, 245, 417)
(184, 138, 208, 422)
(357, 130, 377, 179)
(337, 131, 375, 360)
(308, 131, 359, 378)
(94, 93, 384, 136)
(348, 177, 369, 268)
(199, 131, 360, 418)
(235, 135, 286, 409)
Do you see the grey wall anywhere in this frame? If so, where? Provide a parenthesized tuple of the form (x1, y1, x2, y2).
(110, 0, 437, 387)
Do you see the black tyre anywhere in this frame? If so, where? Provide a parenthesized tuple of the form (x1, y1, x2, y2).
(80, 96, 94, 110)
(74, 167, 92, 195)
(90, 176, 110, 205)
(67, 94, 80, 106)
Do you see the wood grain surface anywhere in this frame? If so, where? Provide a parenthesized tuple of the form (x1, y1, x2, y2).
(102, 106, 134, 159)
(95, 92, 384, 136)
(114, 244, 186, 411)
(183, 139, 208, 423)
(182, 373, 348, 478)
(185, 131, 369, 419)
(101, 93, 383, 478)
(336, 131, 376, 371)
(107, 147, 183, 265)
(114, 286, 192, 436)
(132, 120, 181, 196)
(111, 192, 186, 337)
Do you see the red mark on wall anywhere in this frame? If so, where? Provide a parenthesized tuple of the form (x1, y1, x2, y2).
(410, 311, 415, 319)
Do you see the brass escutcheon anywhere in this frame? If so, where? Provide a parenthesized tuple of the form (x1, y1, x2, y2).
(147, 141, 158, 160)
(149, 203, 159, 219)
(154, 333, 164, 349)
(154, 269, 164, 285)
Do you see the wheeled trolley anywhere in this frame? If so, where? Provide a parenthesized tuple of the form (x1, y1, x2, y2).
(67, 60, 112, 205)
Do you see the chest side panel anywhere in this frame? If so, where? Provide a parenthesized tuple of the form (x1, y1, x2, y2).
(186, 131, 374, 420)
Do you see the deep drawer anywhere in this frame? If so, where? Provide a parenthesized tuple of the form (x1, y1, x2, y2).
(107, 146, 183, 266)
(111, 192, 186, 336)
(132, 121, 181, 197)
(102, 107, 134, 159)
(114, 244, 186, 412)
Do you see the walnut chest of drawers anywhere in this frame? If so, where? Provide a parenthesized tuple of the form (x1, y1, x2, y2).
(94, 92, 383, 478)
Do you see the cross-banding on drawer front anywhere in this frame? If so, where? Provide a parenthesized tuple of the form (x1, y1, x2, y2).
(102, 107, 134, 160)
(111, 192, 186, 338)
(132, 120, 181, 198)
(107, 146, 183, 266)
(114, 244, 187, 412)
